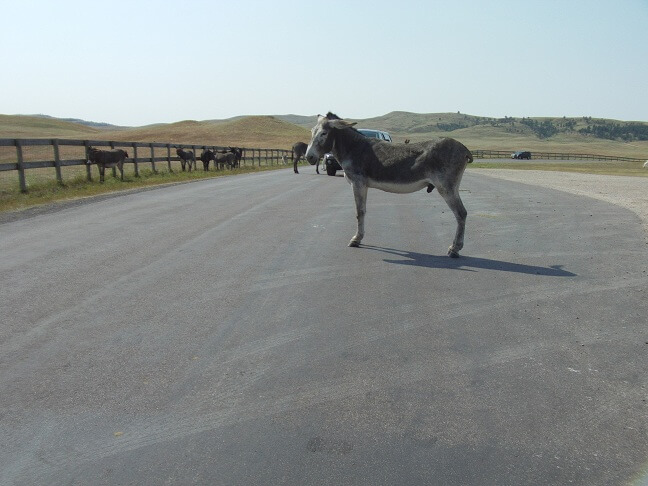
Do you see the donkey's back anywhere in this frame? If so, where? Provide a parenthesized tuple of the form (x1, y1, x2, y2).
(357, 137, 472, 193)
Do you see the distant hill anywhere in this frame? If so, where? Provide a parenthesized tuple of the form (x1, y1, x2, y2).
(0, 114, 101, 138)
(313, 111, 648, 158)
(98, 116, 311, 150)
(336, 111, 648, 141)
(24, 114, 127, 130)
(274, 114, 318, 129)
(1, 112, 647, 158)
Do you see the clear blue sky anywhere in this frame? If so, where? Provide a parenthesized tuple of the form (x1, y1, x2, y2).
(1, 0, 646, 126)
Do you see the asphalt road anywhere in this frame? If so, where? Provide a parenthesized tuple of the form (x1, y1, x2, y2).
(1, 165, 647, 485)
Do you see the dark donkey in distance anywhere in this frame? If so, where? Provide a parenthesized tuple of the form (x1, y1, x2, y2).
(176, 148, 196, 172)
(306, 112, 473, 257)
(87, 147, 129, 182)
(292, 142, 308, 174)
(200, 149, 215, 171)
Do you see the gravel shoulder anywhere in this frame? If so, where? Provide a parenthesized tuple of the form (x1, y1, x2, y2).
(472, 168, 648, 241)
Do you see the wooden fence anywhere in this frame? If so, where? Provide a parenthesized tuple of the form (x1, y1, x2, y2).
(471, 149, 645, 162)
(0, 138, 295, 192)
(2, 138, 645, 193)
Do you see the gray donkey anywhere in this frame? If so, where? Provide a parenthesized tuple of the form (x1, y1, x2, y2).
(306, 112, 472, 257)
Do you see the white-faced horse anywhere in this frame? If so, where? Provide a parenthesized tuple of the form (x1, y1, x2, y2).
(306, 112, 473, 257)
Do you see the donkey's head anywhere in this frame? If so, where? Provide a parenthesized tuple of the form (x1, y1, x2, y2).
(305, 113, 356, 165)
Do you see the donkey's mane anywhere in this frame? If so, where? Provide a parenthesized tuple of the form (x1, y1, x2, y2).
(325, 112, 364, 138)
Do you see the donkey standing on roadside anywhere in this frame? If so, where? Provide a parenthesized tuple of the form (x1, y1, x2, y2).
(200, 149, 215, 171)
(292, 142, 308, 174)
(176, 148, 196, 172)
(306, 112, 473, 257)
(87, 147, 129, 183)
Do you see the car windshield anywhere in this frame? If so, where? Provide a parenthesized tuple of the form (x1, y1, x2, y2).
(357, 129, 382, 139)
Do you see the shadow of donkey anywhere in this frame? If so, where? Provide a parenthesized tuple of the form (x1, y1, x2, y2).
(361, 245, 576, 277)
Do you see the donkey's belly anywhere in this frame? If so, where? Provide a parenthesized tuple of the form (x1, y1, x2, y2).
(367, 178, 429, 194)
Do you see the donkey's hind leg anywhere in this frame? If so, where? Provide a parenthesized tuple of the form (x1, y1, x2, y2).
(436, 185, 467, 258)
(349, 181, 368, 247)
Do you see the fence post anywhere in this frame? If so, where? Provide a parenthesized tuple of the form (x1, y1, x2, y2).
(133, 145, 138, 174)
(150, 143, 156, 173)
(132, 142, 139, 177)
(109, 142, 117, 178)
(84, 141, 92, 182)
(52, 139, 63, 185)
(15, 139, 27, 193)
(166, 145, 172, 172)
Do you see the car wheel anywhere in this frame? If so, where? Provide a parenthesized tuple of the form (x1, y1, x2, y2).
(327, 166, 336, 176)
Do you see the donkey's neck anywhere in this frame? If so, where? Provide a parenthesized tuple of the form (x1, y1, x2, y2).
(332, 128, 371, 162)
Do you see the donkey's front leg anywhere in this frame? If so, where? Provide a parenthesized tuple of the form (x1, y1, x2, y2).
(349, 181, 368, 247)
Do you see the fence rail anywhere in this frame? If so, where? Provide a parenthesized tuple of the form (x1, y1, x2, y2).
(471, 149, 645, 163)
(0, 138, 295, 192)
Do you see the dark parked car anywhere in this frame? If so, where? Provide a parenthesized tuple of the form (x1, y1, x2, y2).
(324, 129, 393, 176)
(512, 151, 532, 160)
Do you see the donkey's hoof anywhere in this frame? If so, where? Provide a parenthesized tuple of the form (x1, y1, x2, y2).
(349, 240, 361, 248)
(448, 249, 460, 258)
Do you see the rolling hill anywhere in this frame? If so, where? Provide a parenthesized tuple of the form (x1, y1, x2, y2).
(99, 116, 311, 150)
(23, 114, 127, 130)
(0, 114, 101, 138)
(1, 112, 647, 159)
